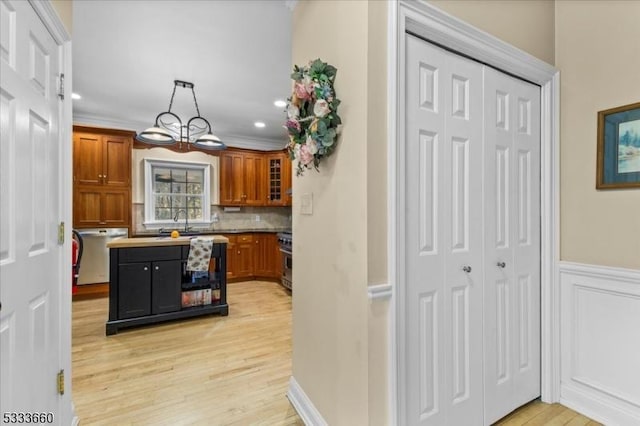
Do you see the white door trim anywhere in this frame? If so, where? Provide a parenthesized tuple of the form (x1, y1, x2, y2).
(27, 1, 74, 424)
(387, 2, 560, 424)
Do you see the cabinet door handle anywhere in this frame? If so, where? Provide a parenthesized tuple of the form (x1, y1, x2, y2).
(497, 262, 506, 268)
(143, 266, 149, 271)
(155, 266, 159, 271)
(237, 251, 240, 255)
(462, 265, 472, 273)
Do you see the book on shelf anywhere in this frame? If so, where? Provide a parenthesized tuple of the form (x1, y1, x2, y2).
(181, 288, 212, 308)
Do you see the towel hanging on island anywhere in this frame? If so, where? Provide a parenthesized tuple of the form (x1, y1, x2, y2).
(186, 237, 214, 272)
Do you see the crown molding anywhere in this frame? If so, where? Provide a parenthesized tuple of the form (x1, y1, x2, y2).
(73, 114, 286, 151)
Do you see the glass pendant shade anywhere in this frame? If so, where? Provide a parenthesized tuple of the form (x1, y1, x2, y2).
(194, 133, 226, 150)
(137, 126, 175, 144)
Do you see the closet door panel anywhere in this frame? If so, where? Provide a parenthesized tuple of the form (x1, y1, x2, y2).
(405, 35, 484, 426)
(484, 67, 541, 425)
(443, 51, 484, 426)
(405, 35, 448, 426)
(511, 77, 541, 408)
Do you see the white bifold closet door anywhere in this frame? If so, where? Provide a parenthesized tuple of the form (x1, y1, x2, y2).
(404, 34, 540, 426)
(483, 66, 541, 425)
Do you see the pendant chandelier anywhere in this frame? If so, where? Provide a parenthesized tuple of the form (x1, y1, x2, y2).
(137, 80, 226, 150)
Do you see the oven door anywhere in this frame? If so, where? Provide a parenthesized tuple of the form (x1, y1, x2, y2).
(280, 248, 292, 290)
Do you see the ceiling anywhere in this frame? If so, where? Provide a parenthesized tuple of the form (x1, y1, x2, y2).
(72, 0, 293, 150)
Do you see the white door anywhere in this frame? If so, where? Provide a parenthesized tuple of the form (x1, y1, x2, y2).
(1, 0, 63, 418)
(483, 67, 541, 424)
(405, 35, 484, 426)
(404, 35, 542, 425)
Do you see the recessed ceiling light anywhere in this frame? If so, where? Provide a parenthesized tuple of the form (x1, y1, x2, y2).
(254, 121, 266, 128)
(273, 100, 287, 108)
(71, 93, 82, 100)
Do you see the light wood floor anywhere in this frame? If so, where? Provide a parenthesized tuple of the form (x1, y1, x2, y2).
(72, 281, 599, 425)
(72, 281, 301, 425)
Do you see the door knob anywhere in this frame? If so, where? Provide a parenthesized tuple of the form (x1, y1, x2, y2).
(497, 262, 506, 268)
(462, 265, 472, 273)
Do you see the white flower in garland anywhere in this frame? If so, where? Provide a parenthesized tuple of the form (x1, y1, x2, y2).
(284, 59, 342, 176)
(313, 99, 331, 118)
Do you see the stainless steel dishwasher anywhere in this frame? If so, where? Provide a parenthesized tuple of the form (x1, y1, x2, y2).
(77, 228, 128, 285)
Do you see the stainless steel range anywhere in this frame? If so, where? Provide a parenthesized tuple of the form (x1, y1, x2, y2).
(277, 232, 292, 291)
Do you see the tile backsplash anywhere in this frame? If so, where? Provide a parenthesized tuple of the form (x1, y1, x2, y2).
(132, 203, 291, 235)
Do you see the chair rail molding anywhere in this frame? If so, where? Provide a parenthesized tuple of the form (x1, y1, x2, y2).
(559, 261, 640, 426)
(368, 283, 393, 301)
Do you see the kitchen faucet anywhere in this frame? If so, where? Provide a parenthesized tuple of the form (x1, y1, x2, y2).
(173, 209, 191, 232)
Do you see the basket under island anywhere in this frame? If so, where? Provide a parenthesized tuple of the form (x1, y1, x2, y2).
(105, 236, 229, 335)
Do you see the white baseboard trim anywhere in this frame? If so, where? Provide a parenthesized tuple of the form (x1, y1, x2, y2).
(559, 261, 640, 426)
(368, 283, 392, 301)
(562, 383, 640, 426)
(287, 376, 328, 426)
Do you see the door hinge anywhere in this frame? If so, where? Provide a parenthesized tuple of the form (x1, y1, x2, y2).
(58, 222, 65, 245)
(58, 73, 65, 100)
(57, 369, 65, 395)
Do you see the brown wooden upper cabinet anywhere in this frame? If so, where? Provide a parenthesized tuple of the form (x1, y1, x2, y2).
(266, 153, 292, 206)
(73, 126, 133, 228)
(73, 131, 132, 187)
(219, 149, 291, 207)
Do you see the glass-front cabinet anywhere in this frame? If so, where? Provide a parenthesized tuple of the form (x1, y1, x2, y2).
(266, 153, 292, 206)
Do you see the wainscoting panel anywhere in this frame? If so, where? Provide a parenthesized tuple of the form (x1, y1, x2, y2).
(560, 262, 640, 425)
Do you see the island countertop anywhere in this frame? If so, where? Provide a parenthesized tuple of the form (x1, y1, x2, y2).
(107, 235, 229, 249)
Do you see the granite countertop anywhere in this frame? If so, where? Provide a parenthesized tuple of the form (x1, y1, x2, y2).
(107, 235, 229, 249)
(131, 228, 291, 238)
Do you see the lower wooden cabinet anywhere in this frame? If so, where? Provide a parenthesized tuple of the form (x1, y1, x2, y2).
(223, 233, 281, 281)
(225, 236, 237, 280)
(74, 186, 129, 228)
(255, 233, 278, 277)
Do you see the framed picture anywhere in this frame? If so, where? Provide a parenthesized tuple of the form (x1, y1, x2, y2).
(597, 102, 640, 189)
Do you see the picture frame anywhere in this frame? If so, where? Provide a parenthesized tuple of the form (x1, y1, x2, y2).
(596, 101, 640, 189)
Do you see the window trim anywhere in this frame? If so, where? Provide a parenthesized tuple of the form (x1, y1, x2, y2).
(143, 158, 211, 229)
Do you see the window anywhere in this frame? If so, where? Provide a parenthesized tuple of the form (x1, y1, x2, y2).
(144, 159, 211, 227)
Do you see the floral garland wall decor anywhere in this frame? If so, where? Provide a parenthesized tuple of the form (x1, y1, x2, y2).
(285, 59, 342, 176)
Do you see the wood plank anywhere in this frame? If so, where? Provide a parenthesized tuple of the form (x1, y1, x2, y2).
(494, 400, 601, 426)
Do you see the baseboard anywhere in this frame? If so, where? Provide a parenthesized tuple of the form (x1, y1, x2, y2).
(561, 383, 640, 426)
(286, 376, 328, 426)
(559, 261, 640, 426)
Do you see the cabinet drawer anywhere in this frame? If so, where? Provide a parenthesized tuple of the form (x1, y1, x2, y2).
(118, 246, 182, 263)
(237, 234, 254, 243)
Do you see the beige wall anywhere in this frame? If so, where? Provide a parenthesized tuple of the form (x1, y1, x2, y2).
(51, 0, 72, 34)
(556, 1, 640, 269)
(429, 0, 555, 65)
(292, 1, 371, 424)
(366, 2, 389, 425)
